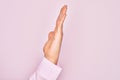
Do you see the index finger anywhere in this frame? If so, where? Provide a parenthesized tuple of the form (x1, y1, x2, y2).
(55, 5, 67, 33)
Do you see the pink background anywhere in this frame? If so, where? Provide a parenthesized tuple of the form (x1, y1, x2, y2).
(0, 0, 120, 80)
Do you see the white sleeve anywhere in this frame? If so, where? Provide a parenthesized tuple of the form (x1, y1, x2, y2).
(29, 57, 62, 80)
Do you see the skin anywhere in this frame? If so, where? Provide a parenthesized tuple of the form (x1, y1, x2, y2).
(43, 5, 67, 65)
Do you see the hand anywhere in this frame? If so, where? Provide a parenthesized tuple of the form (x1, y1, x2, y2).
(43, 5, 67, 65)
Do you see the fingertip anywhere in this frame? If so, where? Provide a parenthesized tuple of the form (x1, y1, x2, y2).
(63, 4, 67, 8)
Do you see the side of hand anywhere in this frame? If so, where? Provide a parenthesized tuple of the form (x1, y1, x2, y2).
(43, 5, 67, 65)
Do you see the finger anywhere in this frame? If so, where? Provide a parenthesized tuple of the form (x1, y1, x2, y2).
(57, 5, 67, 22)
(48, 31, 54, 40)
(55, 5, 67, 33)
(56, 5, 67, 28)
(43, 32, 54, 53)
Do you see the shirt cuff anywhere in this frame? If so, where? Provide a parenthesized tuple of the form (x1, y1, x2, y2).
(37, 57, 62, 80)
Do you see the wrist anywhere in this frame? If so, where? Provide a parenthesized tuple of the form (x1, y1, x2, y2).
(45, 56, 58, 65)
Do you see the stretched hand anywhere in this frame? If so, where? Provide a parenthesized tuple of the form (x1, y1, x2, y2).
(43, 5, 67, 64)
